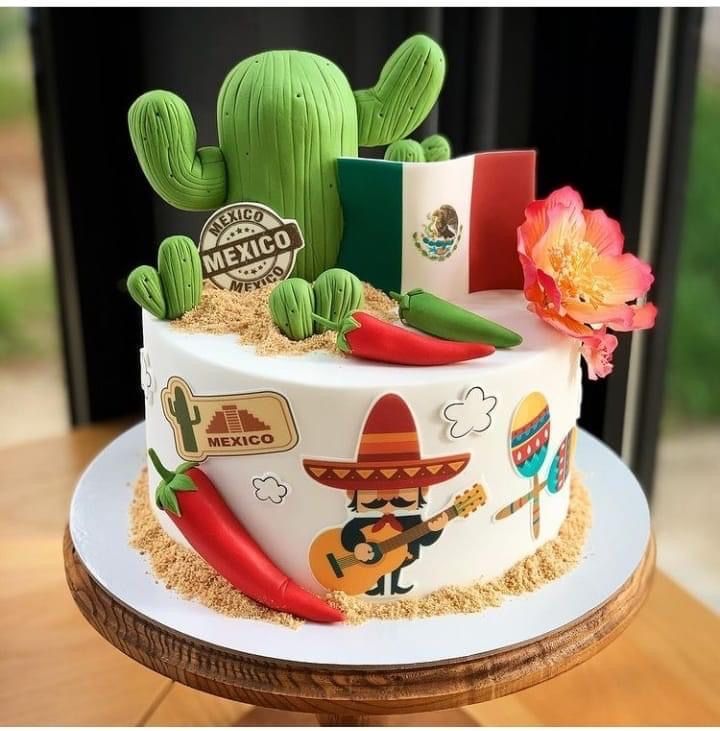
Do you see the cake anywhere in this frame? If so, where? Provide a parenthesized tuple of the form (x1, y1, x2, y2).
(126, 35, 656, 624)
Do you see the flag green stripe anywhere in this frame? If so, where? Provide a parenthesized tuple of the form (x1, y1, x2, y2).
(337, 158, 403, 293)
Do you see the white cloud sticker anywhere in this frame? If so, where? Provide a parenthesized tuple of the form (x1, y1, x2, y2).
(252, 473, 290, 505)
(443, 386, 497, 439)
(140, 348, 154, 404)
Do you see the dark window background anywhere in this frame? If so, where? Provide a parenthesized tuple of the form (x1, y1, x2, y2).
(31, 7, 702, 493)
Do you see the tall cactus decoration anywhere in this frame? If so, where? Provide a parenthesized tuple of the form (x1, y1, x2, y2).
(129, 35, 449, 281)
(166, 385, 201, 455)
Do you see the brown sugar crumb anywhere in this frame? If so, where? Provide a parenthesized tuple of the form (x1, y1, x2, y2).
(130, 469, 591, 628)
(172, 281, 398, 356)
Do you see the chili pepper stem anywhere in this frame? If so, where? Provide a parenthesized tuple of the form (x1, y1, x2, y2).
(311, 314, 339, 331)
(148, 448, 175, 482)
(311, 313, 358, 353)
(389, 291, 410, 310)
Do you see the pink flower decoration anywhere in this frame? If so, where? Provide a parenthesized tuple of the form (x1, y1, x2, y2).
(580, 330, 619, 381)
(518, 186, 657, 378)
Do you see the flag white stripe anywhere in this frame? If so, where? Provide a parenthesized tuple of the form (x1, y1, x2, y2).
(399, 154, 477, 300)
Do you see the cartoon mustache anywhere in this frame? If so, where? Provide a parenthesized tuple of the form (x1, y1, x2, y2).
(360, 497, 416, 509)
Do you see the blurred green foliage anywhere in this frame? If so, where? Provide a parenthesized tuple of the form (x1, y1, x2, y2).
(0, 265, 59, 360)
(665, 80, 720, 425)
(0, 8, 34, 121)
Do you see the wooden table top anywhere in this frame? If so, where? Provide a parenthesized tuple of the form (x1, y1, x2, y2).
(2, 422, 719, 726)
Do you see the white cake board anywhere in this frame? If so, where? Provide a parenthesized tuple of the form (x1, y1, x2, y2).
(69, 423, 650, 667)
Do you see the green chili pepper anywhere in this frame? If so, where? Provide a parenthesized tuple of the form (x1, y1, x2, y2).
(390, 289, 523, 348)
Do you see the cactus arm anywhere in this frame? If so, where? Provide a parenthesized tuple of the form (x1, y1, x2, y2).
(384, 139, 426, 162)
(421, 133, 452, 162)
(167, 396, 176, 418)
(191, 405, 201, 425)
(129, 90, 227, 211)
(354, 35, 446, 147)
(127, 265, 167, 319)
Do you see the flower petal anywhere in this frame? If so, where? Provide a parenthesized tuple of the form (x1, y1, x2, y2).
(581, 331, 618, 380)
(609, 301, 658, 332)
(583, 208, 624, 255)
(518, 199, 550, 257)
(632, 302, 658, 329)
(592, 253, 655, 303)
(518, 252, 541, 301)
(530, 302, 594, 339)
(547, 186, 584, 210)
(563, 299, 635, 329)
(537, 268, 563, 311)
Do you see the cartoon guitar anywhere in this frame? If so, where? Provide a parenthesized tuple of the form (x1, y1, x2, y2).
(309, 484, 487, 595)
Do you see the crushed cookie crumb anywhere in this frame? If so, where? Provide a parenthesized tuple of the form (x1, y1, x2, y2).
(172, 281, 397, 356)
(130, 469, 591, 628)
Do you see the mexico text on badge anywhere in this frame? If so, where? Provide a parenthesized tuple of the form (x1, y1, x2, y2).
(199, 202, 304, 292)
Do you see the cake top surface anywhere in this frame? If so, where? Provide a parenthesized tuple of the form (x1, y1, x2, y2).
(145, 289, 576, 388)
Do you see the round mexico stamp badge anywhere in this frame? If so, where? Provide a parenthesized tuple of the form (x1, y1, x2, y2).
(198, 202, 305, 292)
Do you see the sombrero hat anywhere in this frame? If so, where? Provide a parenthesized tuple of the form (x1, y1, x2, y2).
(303, 394, 470, 491)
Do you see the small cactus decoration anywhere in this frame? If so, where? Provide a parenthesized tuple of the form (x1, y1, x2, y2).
(384, 134, 451, 163)
(269, 278, 316, 341)
(385, 139, 426, 163)
(129, 35, 448, 281)
(421, 133, 452, 162)
(166, 384, 201, 455)
(312, 268, 364, 334)
(157, 235, 203, 320)
(127, 265, 166, 319)
(127, 235, 202, 320)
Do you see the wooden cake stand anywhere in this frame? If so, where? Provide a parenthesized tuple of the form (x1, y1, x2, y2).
(64, 531, 653, 726)
(64, 425, 654, 726)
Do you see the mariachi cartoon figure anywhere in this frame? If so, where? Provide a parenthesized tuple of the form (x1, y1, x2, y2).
(304, 394, 486, 597)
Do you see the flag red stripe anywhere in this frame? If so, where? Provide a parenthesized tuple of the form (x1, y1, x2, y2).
(469, 150, 537, 292)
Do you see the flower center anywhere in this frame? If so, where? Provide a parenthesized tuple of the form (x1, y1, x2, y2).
(548, 238, 607, 308)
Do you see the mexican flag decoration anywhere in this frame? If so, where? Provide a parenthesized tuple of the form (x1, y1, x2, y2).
(337, 150, 536, 298)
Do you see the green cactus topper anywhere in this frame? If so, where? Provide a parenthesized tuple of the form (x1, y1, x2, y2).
(129, 35, 449, 281)
(269, 278, 315, 341)
(157, 235, 203, 320)
(384, 134, 451, 163)
(127, 235, 202, 320)
(127, 265, 167, 319)
(166, 383, 201, 455)
(312, 268, 364, 334)
(384, 139, 426, 163)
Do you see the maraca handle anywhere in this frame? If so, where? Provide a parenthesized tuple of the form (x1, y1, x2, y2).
(495, 491, 533, 520)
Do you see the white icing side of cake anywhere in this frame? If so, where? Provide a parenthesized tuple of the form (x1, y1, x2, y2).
(141, 290, 582, 601)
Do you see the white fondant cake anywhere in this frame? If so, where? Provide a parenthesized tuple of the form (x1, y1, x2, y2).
(142, 290, 582, 601)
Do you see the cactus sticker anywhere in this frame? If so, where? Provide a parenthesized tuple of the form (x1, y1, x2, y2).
(165, 381, 202, 454)
(160, 376, 299, 460)
(198, 202, 304, 292)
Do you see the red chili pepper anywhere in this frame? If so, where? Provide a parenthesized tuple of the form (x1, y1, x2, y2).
(148, 449, 343, 623)
(312, 312, 495, 365)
